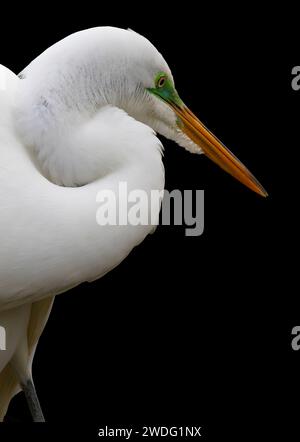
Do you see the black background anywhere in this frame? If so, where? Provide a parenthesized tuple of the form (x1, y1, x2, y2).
(0, 3, 298, 441)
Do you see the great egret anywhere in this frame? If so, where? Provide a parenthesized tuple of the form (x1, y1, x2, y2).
(0, 26, 267, 422)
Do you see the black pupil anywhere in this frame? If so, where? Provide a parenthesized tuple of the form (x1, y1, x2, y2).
(159, 77, 165, 87)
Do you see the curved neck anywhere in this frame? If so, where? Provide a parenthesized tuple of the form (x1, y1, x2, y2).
(14, 28, 162, 186)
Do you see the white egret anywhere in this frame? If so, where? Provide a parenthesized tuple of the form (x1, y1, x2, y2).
(0, 26, 267, 422)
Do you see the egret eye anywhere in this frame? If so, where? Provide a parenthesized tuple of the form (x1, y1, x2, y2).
(157, 75, 166, 88)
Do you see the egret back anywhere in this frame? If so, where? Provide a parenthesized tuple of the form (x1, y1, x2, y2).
(0, 65, 55, 420)
(0, 65, 18, 124)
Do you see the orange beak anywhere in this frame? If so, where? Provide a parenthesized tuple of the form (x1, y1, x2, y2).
(172, 104, 268, 197)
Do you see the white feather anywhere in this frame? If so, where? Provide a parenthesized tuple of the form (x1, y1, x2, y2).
(0, 27, 200, 419)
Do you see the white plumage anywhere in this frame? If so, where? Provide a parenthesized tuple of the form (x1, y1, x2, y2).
(0, 26, 266, 421)
(0, 27, 185, 421)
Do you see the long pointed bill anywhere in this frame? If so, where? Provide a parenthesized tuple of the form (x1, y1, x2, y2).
(172, 104, 268, 197)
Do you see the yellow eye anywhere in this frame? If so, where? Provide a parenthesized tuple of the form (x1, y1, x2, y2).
(157, 75, 166, 88)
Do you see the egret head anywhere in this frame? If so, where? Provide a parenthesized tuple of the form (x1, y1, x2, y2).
(122, 32, 267, 197)
(17, 27, 267, 195)
(107, 31, 267, 196)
